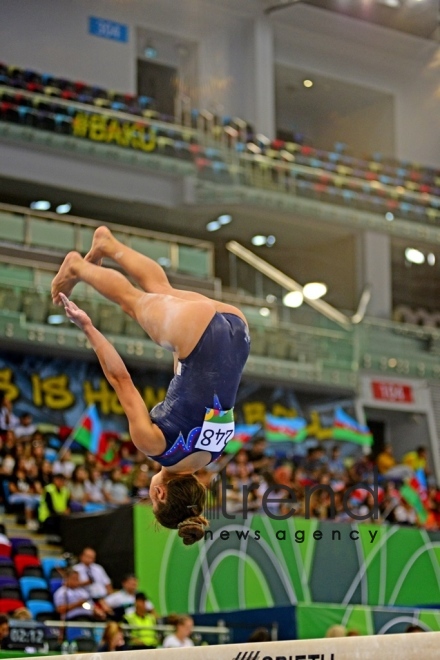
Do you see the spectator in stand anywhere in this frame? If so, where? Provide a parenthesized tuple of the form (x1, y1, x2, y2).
(38, 472, 71, 534)
(327, 445, 346, 480)
(53, 568, 105, 621)
(13, 413, 37, 440)
(69, 465, 89, 511)
(403, 446, 430, 480)
(38, 459, 54, 488)
(73, 547, 113, 601)
(0, 614, 10, 649)
(84, 467, 106, 505)
(303, 447, 327, 477)
(98, 622, 127, 652)
(105, 574, 139, 618)
(0, 394, 18, 433)
(376, 444, 412, 481)
(31, 436, 46, 470)
(103, 468, 130, 506)
(52, 449, 75, 479)
(162, 615, 194, 648)
(130, 468, 150, 499)
(247, 627, 271, 642)
(124, 592, 159, 649)
(325, 624, 347, 638)
(8, 462, 41, 530)
(247, 439, 272, 474)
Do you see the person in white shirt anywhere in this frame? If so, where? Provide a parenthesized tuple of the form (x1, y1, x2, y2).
(73, 547, 112, 600)
(13, 413, 37, 440)
(105, 574, 139, 616)
(52, 449, 75, 479)
(163, 615, 194, 648)
(53, 569, 101, 621)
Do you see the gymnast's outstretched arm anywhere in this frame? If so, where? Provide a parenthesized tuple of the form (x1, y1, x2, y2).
(60, 293, 165, 456)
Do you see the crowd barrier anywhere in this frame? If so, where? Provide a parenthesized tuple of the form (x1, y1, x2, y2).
(34, 631, 440, 659)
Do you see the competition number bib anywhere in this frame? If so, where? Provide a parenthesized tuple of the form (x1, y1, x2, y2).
(194, 407, 235, 453)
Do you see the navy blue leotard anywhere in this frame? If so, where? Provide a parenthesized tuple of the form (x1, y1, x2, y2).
(149, 312, 250, 467)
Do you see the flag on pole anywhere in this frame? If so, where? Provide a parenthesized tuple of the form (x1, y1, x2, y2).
(71, 404, 103, 454)
(223, 424, 261, 455)
(265, 414, 308, 443)
(400, 479, 429, 525)
(331, 407, 373, 447)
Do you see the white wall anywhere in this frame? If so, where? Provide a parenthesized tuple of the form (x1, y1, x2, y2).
(273, 5, 440, 168)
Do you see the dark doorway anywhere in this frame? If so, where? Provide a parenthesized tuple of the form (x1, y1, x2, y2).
(137, 59, 177, 117)
(366, 419, 386, 458)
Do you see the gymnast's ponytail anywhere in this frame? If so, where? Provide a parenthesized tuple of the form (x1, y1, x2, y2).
(154, 475, 208, 544)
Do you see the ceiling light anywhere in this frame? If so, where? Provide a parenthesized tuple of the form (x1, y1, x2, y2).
(47, 315, 65, 325)
(428, 253, 436, 266)
(283, 291, 304, 308)
(405, 248, 425, 264)
(385, 212, 394, 221)
(266, 235, 276, 247)
(266, 294, 277, 303)
(251, 235, 267, 247)
(30, 200, 51, 211)
(303, 79, 313, 88)
(206, 220, 221, 232)
(56, 203, 72, 214)
(303, 282, 327, 300)
(259, 307, 271, 317)
(217, 214, 232, 225)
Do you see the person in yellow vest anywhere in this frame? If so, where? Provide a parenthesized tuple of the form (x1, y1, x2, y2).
(124, 592, 159, 649)
(403, 446, 428, 473)
(38, 473, 71, 535)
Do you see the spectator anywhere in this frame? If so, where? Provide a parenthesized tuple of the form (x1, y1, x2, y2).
(84, 467, 106, 505)
(376, 444, 397, 475)
(0, 614, 9, 649)
(73, 547, 113, 600)
(105, 574, 139, 617)
(103, 468, 130, 506)
(327, 445, 346, 480)
(8, 463, 41, 530)
(405, 624, 425, 633)
(325, 624, 347, 638)
(10, 607, 32, 621)
(163, 615, 194, 648)
(0, 395, 18, 432)
(54, 568, 106, 621)
(38, 473, 70, 535)
(69, 466, 89, 510)
(403, 446, 430, 484)
(52, 449, 75, 479)
(124, 592, 158, 649)
(38, 459, 53, 488)
(247, 627, 271, 642)
(98, 622, 127, 652)
(130, 469, 150, 499)
(13, 413, 37, 440)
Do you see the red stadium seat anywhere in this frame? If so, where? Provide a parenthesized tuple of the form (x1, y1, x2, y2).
(13, 555, 41, 578)
(0, 545, 11, 558)
(0, 598, 25, 613)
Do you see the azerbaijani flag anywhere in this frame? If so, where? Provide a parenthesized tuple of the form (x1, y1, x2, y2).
(265, 414, 308, 443)
(331, 407, 373, 447)
(400, 479, 429, 525)
(224, 424, 261, 455)
(71, 404, 103, 454)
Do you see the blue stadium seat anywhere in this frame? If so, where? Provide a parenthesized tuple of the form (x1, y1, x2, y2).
(19, 577, 47, 601)
(26, 600, 54, 620)
(49, 577, 62, 595)
(41, 558, 66, 582)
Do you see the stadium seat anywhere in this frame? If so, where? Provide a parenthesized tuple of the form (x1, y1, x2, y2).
(0, 544, 12, 558)
(49, 577, 63, 595)
(14, 555, 42, 578)
(0, 598, 25, 613)
(0, 586, 21, 601)
(13, 544, 38, 557)
(26, 600, 55, 620)
(0, 565, 15, 579)
(19, 577, 47, 601)
(21, 565, 45, 579)
(27, 587, 52, 602)
(41, 558, 66, 581)
(0, 577, 18, 589)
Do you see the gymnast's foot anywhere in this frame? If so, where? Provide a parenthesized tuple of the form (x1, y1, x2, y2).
(51, 251, 82, 304)
(84, 226, 114, 265)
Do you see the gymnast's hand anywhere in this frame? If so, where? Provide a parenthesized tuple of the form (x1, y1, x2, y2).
(60, 293, 92, 331)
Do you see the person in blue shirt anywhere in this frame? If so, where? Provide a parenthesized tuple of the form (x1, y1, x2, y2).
(52, 227, 250, 545)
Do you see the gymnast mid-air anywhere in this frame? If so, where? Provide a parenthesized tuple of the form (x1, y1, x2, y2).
(51, 227, 250, 545)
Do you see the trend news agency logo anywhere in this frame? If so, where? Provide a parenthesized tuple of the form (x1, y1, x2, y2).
(207, 468, 380, 523)
(232, 651, 335, 660)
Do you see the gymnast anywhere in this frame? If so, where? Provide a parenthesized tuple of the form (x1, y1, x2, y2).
(51, 227, 250, 545)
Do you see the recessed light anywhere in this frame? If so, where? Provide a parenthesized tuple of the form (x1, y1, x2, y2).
(303, 79, 313, 89)
(217, 214, 232, 225)
(405, 248, 425, 264)
(283, 291, 304, 308)
(303, 282, 327, 300)
(56, 203, 72, 214)
(47, 315, 65, 325)
(428, 253, 436, 266)
(206, 221, 221, 232)
(251, 235, 267, 247)
(266, 235, 276, 247)
(30, 200, 51, 211)
(259, 307, 271, 317)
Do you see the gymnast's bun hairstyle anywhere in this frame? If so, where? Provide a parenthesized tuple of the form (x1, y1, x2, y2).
(154, 475, 208, 545)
